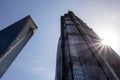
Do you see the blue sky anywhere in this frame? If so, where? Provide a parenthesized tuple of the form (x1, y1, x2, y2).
(0, 0, 120, 80)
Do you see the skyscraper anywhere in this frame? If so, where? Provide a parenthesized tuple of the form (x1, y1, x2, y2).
(55, 11, 120, 80)
(0, 15, 37, 78)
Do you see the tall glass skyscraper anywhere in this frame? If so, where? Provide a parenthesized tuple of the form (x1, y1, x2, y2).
(55, 11, 120, 80)
(0, 15, 37, 78)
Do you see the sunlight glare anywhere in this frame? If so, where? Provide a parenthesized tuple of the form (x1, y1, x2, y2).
(100, 30, 119, 50)
(102, 39, 109, 46)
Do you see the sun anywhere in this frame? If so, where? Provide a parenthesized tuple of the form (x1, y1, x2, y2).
(101, 39, 109, 46)
(100, 30, 119, 50)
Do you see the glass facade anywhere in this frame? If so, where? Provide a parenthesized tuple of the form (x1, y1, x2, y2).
(55, 11, 120, 80)
(0, 15, 37, 78)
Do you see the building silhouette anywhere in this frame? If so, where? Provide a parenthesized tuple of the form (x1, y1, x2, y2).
(0, 15, 37, 78)
(55, 11, 120, 80)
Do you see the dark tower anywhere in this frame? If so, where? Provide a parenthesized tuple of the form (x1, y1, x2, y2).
(55, 11, 120, 80)
(0, 16, 37, 78)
